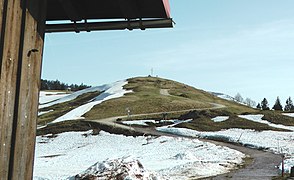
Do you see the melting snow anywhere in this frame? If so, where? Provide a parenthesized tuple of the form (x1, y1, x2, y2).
(39, 81, 123, 109)
(238, 114, 294, 131)
(211, 116, 229, 122)
(33, 131, 245, 180)
(157, 126, 294, 173)
(283, 113, 294, 118)
(122, 119, 180, 126)
(72, 157, 157, 180)
(50, 80, 132, 123)
(39, 91, 69, 105)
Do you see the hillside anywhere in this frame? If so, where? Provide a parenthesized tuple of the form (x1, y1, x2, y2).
(38, 76, 294, 133)
(83, 77, 255, 120)
(35, 76, 294, 179)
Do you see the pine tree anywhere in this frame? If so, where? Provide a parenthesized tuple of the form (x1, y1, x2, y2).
(284, 97, 294, 111)
(261, 98, 270, 110)
(272, 96, 283, 111)
(256, 103, 261, 109)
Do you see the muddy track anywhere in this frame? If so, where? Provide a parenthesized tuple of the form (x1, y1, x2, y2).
(86, 117, 282, 180)
(131, 127, 281, 180)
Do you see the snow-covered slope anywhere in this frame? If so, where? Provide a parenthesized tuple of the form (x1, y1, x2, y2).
(38, 80, 132, 125)
(39, 91, 69, 104)
(210, 92, 235, 102)
(39, 81, 124, 109)
(33, 131, 245, 180)
(239, 114, 294, 131)
(51, 80, 132, 123)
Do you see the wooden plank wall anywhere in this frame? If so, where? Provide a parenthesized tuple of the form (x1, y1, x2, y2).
(0, 0, 46, 179)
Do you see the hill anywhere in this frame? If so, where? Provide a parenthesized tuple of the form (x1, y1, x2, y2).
(84, 76, 255, 120)
(38, 76, 294, 133)
(36, 76, 294, 178)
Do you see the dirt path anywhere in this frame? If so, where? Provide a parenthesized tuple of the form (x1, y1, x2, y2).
(86, 117, 282, 179)
(160, 89, 170, 96)
(202, 140, 281, 180)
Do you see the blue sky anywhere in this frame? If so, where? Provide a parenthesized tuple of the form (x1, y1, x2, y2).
(42, 0, 294, 106)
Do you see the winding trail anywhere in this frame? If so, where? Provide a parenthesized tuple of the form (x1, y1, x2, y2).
(86, 115, 282, 179)
(84, 89, 281, 179)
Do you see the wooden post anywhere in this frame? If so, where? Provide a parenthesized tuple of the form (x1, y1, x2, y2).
(0, 0, 46, 179)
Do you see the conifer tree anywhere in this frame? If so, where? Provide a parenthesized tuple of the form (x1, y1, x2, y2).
(261, 98, 270, 110)
(272, 97, 283, 111)
(256, 103, 261, 110)
(284, 97, 294, 111)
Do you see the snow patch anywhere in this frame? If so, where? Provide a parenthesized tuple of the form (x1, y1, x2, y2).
(39, 91, 70, 105)
(50, 80, 132, 123)
(72, 157, 158, 180)
(211, 116, 229, 122)
(39, 82, 117, 109)
(283, 113, 294, 118)
(38, 110, 53, 116)
(238, 114, 294, 131)
(122, 120, 179, 126)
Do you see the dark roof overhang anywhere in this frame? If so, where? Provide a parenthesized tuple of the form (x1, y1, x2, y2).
(46, 0, 173, 33)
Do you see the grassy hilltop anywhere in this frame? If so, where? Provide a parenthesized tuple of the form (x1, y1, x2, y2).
(38, 76, 294, 133)
(84, 76, 256, 120)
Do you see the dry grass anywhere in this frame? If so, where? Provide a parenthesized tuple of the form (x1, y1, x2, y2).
(175, 109, 290, 132)
(84, 77, 216, 120)
(262, 111, 294, 126)
(38, 91, 101, 125)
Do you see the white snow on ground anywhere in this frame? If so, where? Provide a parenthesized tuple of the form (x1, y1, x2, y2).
(209, 92, 235, 102)
(122, 119, 180, 126)
(283, 113, 294, 118)
(50, 80, 132, 123)
(39, 91, 69, 104)
(238, 114, 294, 131)
(38, 110, 53, 116)
(157, 127, 294, 173)
(33, 131, 245, 180)
(73, 157, 158, 179)
(211, 116, 229, 122)
(39, 81, 121, 109)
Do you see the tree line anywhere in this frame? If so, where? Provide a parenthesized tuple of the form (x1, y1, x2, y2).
(41, 79, 91, 91)
(234, 93, 294, 112)
(256, 97, 294, 111)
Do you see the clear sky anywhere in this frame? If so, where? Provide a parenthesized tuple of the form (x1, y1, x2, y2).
(42, 0, 294, 106)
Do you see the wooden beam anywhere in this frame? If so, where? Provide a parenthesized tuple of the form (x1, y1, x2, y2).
(0, 0, 46, 179)
(46, 18, 173, 33)
(0, 0, 24, 178)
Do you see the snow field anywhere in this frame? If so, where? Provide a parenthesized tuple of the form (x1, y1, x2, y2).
(157, 127, 294, 173)
(34, 131, 245, 180)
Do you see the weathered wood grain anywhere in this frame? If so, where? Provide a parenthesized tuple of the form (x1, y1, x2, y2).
(0, 0, 23, 178)
(0, 0, 46, 179)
